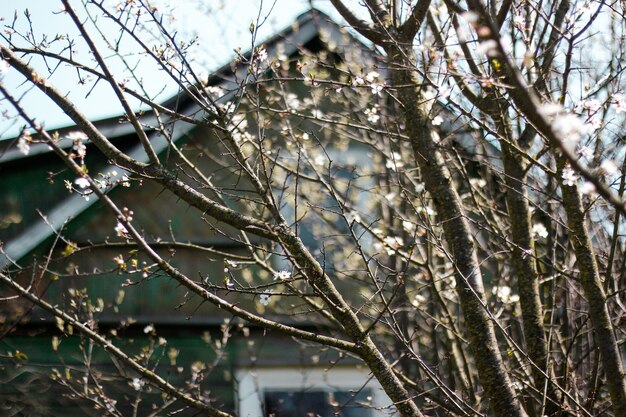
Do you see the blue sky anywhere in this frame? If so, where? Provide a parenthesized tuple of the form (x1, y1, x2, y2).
(0, 1, 358, 139)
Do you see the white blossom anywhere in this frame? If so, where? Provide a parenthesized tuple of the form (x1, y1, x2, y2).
(285, 93, 300, 110)
(67, 131, 88, 141)
(113, 254, 125, 266)
(470, 178, 487, 188)
(532, 223, 548, 239)
(17, 132, 31, 155)
(561, 166, 578, 186)
(104, 399, 117, 414)
(313, 154, 326, 166)
(273, 270, 291, 281)
(411, 293, 426, 308)
(130, 378, 145, 391)
(143, 324, 154, 334)
(352, 76, 364, 86)
(432, 115, 443, 126)
(417, 206, 435, 216)
(384, 192, 397, 202)
(385, 152, 403, 170)
(205, 85, 224, 98)
(511, 381, 524, 391)
(370, 83, 383, 95)
(383, 236, 403, 255)
(365, 71, 379, 82)
(258, 292, 272, 306)
(402, 220, 416, 233)
(493, 285, 520, 304)
(115, 222, 129, 237)
(69, 131, 88, 160)
(255, 47, 268, 63)
(74, 177, 90, 189)
(364, 106, 380, 123)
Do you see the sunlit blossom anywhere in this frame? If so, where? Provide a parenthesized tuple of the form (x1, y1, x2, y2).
(17, 131, 31, 155)
(370, 83, 383, 95)
(67, 131, 88, 141)
(417, 206, 435, 216)
(130, 378, 145, 391)
(256, 47, 268, 62)
(365, 71, 379, 82)
(120, 175, 131, 187)
(259, 292, 272, 306)
(561, 166, 578, 186)
(285, 93, 300, 110)
(411, 293, 426, 308)
(273, 270, 291, 281)
(113, 254, 125, 266)
(74, 177, 90, 189)
(364, 106, 380, 123)
(385, 152, 403, 170)
(493, 285, 520, 304)
(115, 222, 129, 238)
(532, 223, 548, 239)
(104, 399, 117, 414)
(402, 220, 416, 233)
(383, 236, 403, 255)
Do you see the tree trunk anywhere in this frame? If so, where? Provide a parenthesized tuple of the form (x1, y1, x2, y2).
(494, 111, 562, 416)
(386, 44, 528, 417)
(557, 156, 626, 416)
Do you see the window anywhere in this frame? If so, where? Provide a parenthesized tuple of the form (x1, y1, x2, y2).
(264, 389, 371, 416)
(236, 367, 397, 417)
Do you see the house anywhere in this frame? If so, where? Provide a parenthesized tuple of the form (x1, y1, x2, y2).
(0, 9, 408, 417)
(0, 7, 492, 416)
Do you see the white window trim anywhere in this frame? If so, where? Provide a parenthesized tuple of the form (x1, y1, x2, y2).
(236, 366, 397, 416)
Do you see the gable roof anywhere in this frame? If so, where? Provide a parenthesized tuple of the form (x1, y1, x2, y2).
(0, 9, 369, 268)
